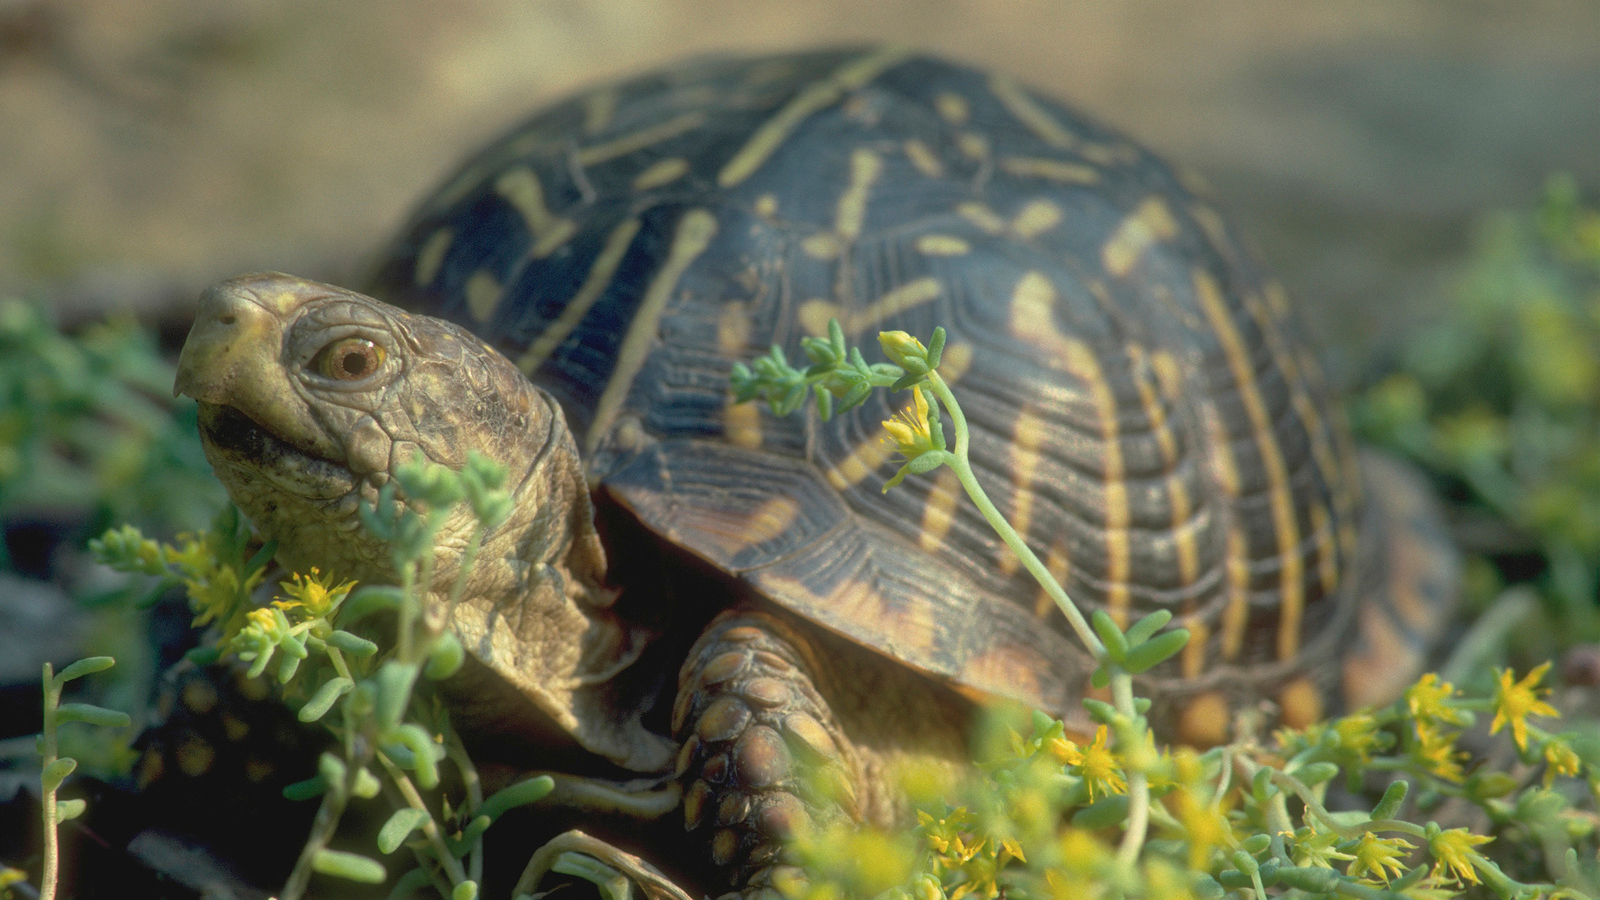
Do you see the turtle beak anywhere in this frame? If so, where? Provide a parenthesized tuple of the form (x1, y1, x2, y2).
(174, 274, 295, 402)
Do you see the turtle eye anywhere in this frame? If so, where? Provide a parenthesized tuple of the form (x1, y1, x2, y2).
(314, 337, 385, 381)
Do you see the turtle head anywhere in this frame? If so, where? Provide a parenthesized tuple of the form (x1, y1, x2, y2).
(176, 273, 669, 772)
(175, 272, 584, 592)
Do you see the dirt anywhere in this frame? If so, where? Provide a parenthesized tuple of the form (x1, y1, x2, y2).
(2, 0, 1598, 373)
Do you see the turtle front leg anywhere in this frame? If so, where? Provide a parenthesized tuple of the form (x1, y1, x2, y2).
(673, 610, 861, 898)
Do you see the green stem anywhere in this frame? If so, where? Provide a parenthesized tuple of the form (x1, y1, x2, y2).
(377, 753, 468, 886)
(39, 665, 61, 900)
(926, 372, 1104, 658)
(1112, 673, 1152, 870)
(924, 372, 1157, 868)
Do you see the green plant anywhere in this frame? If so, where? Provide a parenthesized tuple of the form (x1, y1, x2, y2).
(1354, 174, 1600, 657)
(734, 319, 1600, 900)
(92, 454, 551, 900)
(0, 299, 222, 560)
(34, 657, 133, 900)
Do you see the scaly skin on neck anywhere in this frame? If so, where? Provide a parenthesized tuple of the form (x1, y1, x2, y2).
(175, 272, 673, 773)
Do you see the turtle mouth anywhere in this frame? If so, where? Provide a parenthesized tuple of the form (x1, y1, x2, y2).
(196, 401, 358, 501)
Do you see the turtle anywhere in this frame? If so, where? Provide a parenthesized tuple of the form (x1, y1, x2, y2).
(172, 47, 1459, 897)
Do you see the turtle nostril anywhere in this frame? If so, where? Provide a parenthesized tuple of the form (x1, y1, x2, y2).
(218, 314, 237, 325)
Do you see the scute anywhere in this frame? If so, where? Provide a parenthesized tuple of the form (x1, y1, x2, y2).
(366, 48, 1378, 718)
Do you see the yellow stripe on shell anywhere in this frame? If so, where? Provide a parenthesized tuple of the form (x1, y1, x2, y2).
(904, 140, 944, 178)
(577, 112, 709, 167)
(1194, 268, 1304, 662)
(584, 209, 717, 454)
(1180, 615, 1208, 679)
(1033, 542, 1072, 620)
(1007, 270, 1131, 624)
(632, 157, 691, 192)
(464, 269, 502, 322)
(516, 217, 643, 375)
(999, 407, 1046, 575)
(957, 202, 1006, 234)
(914, 234, 970, 256)
(494, 167, 579, 258)
(718, 46, 914, 188)
(1102, 196, 1179, 277)
(1010, 199, 1064, 239)
(836, 149, 884, 241)
(999, 157, 1100, 184)
(918, 467, 964, 552)
(797, 277, 942, 338)
(413, 228, 453, 287)
(988, 74, 1079, 149)
(934, 91, 970, 125)
(1221, 527, 1250, 661)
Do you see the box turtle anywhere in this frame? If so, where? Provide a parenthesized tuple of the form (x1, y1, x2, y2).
(173, 47, 1458, 896)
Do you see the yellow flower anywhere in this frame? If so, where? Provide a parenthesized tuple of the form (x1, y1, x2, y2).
(1543, 738, 1582, 787)
(1490, 662, 1560, 751)
(1427, 827, 1492, 884)
(1412, 720, 1467, 783)
(1058, 725, 1127, 801)
(883, 387, 936, 456)
(1405, 673, 1469, 726)
(273, 567, 356, 620)
(1291, 825, 1355, 869)
(1348, 833, 1415, 884)
(880, 386, 943, 490)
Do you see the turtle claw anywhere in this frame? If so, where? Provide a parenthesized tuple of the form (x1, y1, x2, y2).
(512, 830, 695, 900)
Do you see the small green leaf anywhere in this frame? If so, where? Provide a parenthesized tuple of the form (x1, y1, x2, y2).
(312, 849, 386, 884)
(375, 661, 420, 731)
(1370, 779, 1409, 820)
(1241, 833, 1271, 854)
(1081, 698, 1118, 724)
(907, 452, 944, 476)
(1089, 664, 1111, 690)
(1120, 628, 1190, 674)
(838, 381, 872, 412)
(390, 723, 441, 789)
(477, 775, 555, 822)
(425, 633, 465, 680)
(377, 808, 432, 854)
(342, 585, 408, 624)
(1293, 761, 1340, 787)
(352, 766, 382, 799)
(1272, 866, 1341, 893)
(452, 881, 479, 900)
(926, 327, 946, 370)
(283, 775, 327, 801)
(56, 799, 87, 821)
(41, 757, 77, 793)
(54, 703, 131, 728)
(1125, 610, 1172, 646)
(55, 656, 116, 685)
(318, 752, 348, 793)
(814, 385, 835, 421)
(1091, 610, 1129, 661)
(459, 814, 492, 847)
(327, 630, 379, 656)
(1070, 794, 1130, 829)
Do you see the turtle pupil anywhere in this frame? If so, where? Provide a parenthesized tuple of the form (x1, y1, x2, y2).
(342, 352, 367, 376)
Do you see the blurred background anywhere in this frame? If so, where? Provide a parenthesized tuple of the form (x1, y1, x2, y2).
(3, 3, 1600, 892)
(2, 0, 1597, 369)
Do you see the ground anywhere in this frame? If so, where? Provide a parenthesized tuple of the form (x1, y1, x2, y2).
(1, 0, 1597, 370)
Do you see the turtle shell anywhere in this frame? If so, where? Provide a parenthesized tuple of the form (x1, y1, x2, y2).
(366, 47, 1371, 722)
